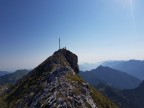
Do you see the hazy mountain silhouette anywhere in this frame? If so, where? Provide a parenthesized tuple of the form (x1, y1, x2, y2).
(79, 62, 102, 71)
(0, 71, 10, 76)
(0, 69, 30, 84)
(102, 60, 144, 80)
(0, 49, 117, 108)
(79, 66, 141, 89)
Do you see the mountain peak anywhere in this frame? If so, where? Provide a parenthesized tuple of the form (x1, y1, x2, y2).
(31, 49, 79, 78)
(53, 49, 79, 73)
(137, 80, 144, 89)
(1, 49, 117, 108)
(97, 65, 105, 69)
(96, 65, 112, 71)
(87, 65, 141, 89)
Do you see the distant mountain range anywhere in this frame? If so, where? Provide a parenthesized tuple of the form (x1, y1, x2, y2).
(0, 71, 10, 76)
(79, 62, 103, 71)
(79, 63, 144, 108)
(102, 60, 144, 80)
(79, 66, 141, 89)
(0, 69, 30, 84)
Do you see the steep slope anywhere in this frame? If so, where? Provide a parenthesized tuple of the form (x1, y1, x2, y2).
(79, 66, 141, 89)
(0, 71, 9, 76)
(97, 81, 144, 108)
(0, 69, 30, 84)
(96, 84, 137, 108)
(0, 84, 11, 95)
(96, 83, 130, 108)
(121, 80, 144, 108)
(102, 60, 144, 80)
(0, 49, 117, 108)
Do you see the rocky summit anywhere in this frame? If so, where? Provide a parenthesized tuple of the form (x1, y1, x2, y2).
(0, 49, 117, 108)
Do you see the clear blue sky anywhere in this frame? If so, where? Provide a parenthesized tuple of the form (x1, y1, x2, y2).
(0, 0, 144, 71)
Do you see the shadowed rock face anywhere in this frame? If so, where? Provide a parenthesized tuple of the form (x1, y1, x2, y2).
(54, 49, 79, 74)
(0, 49, 117, 108)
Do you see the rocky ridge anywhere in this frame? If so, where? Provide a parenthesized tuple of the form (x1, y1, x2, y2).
(0, 49, 117, 108)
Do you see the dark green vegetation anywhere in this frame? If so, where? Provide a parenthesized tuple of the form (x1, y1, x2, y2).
(0, 69, 30, 84)
(96, 81, 144, 108)
(88, 85, 118, 108)
(103, 60, 144, 80)
(0, 49, 117, 108)
(121, 81, 144, 108)
(79, 66, 141, 89)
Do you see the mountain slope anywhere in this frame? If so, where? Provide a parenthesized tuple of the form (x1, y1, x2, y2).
(0, 69, 30, 84)
(121, 80, 144, 108)
(102, 60, 144, 80)
(97, 80, 144, 108)
(0, 71, 9, 76)
(79, 71, 107, 87)
(0, 49, 117, 108)
(79, 66, 141, 89)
